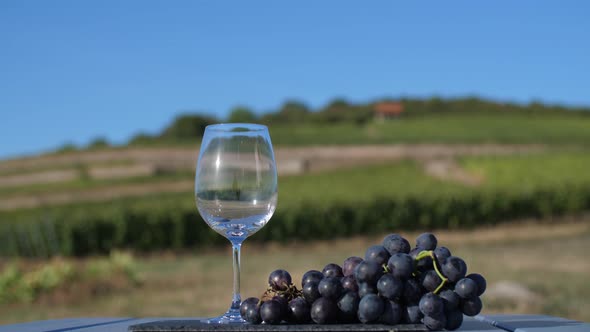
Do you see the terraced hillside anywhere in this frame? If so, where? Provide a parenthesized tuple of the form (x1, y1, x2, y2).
(0, 144, 548, 210)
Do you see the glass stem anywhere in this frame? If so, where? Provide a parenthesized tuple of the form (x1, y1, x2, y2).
(230, 241, 242, 311)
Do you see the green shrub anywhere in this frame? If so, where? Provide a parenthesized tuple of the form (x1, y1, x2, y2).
(0, 251, 139, 303)
(0, 260, 73, 304)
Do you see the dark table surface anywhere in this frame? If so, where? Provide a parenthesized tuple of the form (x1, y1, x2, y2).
(0, 315, 588, 332)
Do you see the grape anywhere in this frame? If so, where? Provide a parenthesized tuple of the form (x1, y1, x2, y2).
(387, 253, 414, 280)
(455, 278, 478, 299)
(423, 313, 446, 331)
(318, 277, 343, 300)
(415, 251, 433, 271)
(268, 269, 292, 291)
(461, 296, 482, 316)
(343, 256, 363, 277)
(419, 292, 444, 316)
(466, 273, 487, 296)
(311, 298, 338, 324)
(260, 300, 283, 324)
(322, 263, 344, 278)
(441, 256, 467, 282)
(302, 280, 321, 304)
(341, 275, 359, 292)
(354, 260, 383, 284)
(288, 297, 311, 323)
(408, 247, 421, 260)
(301, 270, 324, 288)
(420, 270, 443, 293)
(402, 304, 423, 324)
(337, 291, 360, 322)
(434, 246, 451, 265)
(382, 234, 411, 255)
(416, 233, 438, 250)
(403, 278, 423, 304)
(365, 245, 391, 266)
(358, 282, 378, 297)
(445, 308, 464, 330)
(250, 230, 486, 330)
(379, 300, 402, 325)
(409, 247, 433, 272)
(244, 306, 262, 324)
(342, 256, 363, 277)
(240, 297, 259, 318)
(271, 294, 289, 319)
(272, 295, 289, 319)
(377, 274, 404, 300)
(439, 289, 460, 311)
(273, 294, 288, 304)
(358, 294, 384, 323)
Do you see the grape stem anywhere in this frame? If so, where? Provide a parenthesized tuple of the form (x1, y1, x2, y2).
(415, 250, 448, 294)
(261, 283, 302, 302)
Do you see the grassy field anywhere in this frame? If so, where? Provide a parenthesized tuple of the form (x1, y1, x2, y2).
(281, 151, 590, 204)
(270, 114, 587, 146)
(460, 153, 590, 190)
(127, 113, 590, 147)
(0, 217, 588, 325)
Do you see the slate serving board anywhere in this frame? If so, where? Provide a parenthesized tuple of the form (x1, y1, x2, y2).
(128, 320, 429, 332)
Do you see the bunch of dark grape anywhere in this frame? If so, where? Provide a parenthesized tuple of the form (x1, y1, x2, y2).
(240, 232, 486, 331)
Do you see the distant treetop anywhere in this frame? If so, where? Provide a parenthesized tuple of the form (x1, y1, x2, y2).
(125, 96, 589, 145)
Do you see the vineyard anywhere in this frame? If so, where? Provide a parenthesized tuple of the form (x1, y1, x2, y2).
(2, 152, 589, 257)
(267, 113, 590, 146)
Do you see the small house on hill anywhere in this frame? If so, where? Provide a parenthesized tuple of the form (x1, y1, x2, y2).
(374, 101, 404, 120)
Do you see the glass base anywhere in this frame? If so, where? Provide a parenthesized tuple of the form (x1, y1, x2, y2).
(205, 308, 245, 324)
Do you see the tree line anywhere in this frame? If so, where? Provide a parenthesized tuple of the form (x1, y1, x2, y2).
(61, 96, 590, 149)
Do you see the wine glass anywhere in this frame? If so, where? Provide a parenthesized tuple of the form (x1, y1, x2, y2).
(195, 123, 278, 324)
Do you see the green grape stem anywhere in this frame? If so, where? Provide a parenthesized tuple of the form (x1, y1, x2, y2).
(416, 250, 448, 294)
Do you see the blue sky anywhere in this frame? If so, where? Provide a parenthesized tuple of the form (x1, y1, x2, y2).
(0, 1, 588, 158)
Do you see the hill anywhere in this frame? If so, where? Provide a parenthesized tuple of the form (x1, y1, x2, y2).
(37, 96, 590, 151)
(1, 97, 589, 257)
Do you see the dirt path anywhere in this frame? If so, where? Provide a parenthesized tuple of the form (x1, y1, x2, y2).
(421, 158, 483, 186)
